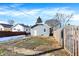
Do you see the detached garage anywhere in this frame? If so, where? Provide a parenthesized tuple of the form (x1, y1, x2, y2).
(31, 24, 50, 36)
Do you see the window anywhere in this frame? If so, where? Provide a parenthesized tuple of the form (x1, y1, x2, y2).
(44, 28, 46, 32)
(26, 29, 28, 31)
(14, 28, 16, 30)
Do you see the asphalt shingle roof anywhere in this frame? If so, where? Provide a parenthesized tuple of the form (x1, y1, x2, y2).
(0, 23, 13, 28)
(19, 24, 29, 28)
(45, 19, 60, 28)
(31, 24, 43, 28)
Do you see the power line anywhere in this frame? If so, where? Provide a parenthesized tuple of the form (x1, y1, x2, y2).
(7, 5, 33, 17)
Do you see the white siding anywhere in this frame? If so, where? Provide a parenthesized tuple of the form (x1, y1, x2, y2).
(31, 24, 50, 36)
(0, 25, 4, 31)
(12, 24, 30, 33)
(12, 25, 25, 32)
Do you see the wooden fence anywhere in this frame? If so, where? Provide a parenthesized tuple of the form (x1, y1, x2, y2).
(0, 31, 30, 37)
(64, 25, 79, 56)
(53, 25, 79, 56)
(53, 28, 63, 46)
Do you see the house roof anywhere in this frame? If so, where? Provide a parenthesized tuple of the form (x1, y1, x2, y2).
(0, 23, 13, 28)
(13, 24, 30, 28)
(19, 24, 29, 27)
(36, 17, 42, 24)
(31, 24, 43, 28)
(45, 19, 60, 28)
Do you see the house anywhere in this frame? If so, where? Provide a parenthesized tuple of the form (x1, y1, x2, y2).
(45, 19, 61, 30)
(12, 24, 30, 33)
(0, 23, 13, 31)
(45, 19, 61, 36)
(31, 17, 50, 36)
(31, 24, 50, 36)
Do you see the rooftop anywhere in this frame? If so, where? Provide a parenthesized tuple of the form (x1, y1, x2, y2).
(0, 23, 13, 28)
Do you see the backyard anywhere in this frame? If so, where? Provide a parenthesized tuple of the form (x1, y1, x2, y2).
(0, 36, 70, 56)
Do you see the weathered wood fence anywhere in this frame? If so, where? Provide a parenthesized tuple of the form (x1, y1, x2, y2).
(64, 25, 79, 56)
(53, 25, 79, 56)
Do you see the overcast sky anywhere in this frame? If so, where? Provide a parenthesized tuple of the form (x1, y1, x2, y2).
(0, 3, 79, 25)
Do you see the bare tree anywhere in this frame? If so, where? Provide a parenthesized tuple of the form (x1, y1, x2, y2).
(8, 20, 15, 25)
(54, 13, 73, 28)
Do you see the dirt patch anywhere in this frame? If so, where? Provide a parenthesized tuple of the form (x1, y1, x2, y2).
(50, 49, 70, 56)
(34, 45, 53, 51)
(13, 47, 42, 55)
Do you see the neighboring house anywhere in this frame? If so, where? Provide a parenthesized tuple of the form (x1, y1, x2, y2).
(12, 24, 30, 33)
(45, 19, 61, 30)
(0, 23, 13, 31)
(45, 19, 61, 35)
(31, 24, 50, 36)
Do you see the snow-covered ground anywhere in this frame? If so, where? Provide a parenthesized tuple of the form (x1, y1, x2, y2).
(0, 35, 26, 42)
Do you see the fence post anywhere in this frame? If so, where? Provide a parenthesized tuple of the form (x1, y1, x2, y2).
(63, 28, 65, 49)
(77, 40, 78, 56)
(74, 39, 75, 56)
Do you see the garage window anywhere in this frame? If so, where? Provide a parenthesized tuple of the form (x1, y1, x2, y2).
(14, 28, 16, 30)
(44, 28, 46, 32)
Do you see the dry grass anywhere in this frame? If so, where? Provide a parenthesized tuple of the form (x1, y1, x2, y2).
(0, 48, 20, 56)
(0, 36, 70, 56)
(14, 36, 54, 50)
